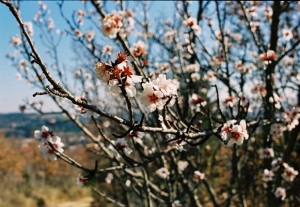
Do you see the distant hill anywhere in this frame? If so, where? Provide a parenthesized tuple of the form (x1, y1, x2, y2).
(0, 113, 82, 138)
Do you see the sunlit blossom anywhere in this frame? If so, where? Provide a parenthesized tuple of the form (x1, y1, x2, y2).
(132, 40, 147, 57)
(140, 83, 164, 112)
(38, 135, 64, 161)
(101, 13, 123, 38)
(221, 119, 249, 146)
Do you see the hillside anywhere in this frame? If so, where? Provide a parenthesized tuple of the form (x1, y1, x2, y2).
(0, 113, 82, 138)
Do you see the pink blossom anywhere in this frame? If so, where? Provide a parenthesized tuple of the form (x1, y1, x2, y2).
(282, 29, 293, 41)
(38, 136, 64, 161)
(74, 29, 83, 37)
(259, 50, 276, 65)
(47, 18, 55, 30)
(251, 80, 266, 96)
(10, 35, 22, 46)
(76, 174, 88, 187)
(193, 171, 205, 181)
(262, 169, 274, 182)
(85, 31, 95, 42)
(94, 61, 110, 83)
(183, 17, 201, 35)
(140, 83, 164, 112)
(260, 147, 274, 159)
(101, 13, 123, 38)
(271, 158, 285, 171)
(274, 187, 286, 201)
(203, 70, 217, 81)
(284, 107, 300, 131)
(156, 167, 170, 179)
(102, 45, 113, 56)
(270, 124, 285, 137)
(282, 165, 298, 182)
(177, 160, 188, 172)
(131, 40, 147, 57)
(24, 22, 34, 36)
(221, 120, 249, 146)
(34, 125, 53, 142)
(190, 94, 206, 111)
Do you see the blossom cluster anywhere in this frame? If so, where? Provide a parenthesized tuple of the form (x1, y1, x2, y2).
(140, 74, 179, 112)
(259, 50, 276, 65)
(261, 156, 298, 200)
(100, 13, 123, 38)
(94, 52, 142, 97)
(183, 16, 201, 35)
(220, 120, 249, 146)
(284, 107, 300, 131)
(34, 125, 64, 161)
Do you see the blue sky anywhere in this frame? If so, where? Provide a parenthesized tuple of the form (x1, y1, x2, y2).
(0, 1, 195, 113)
(0, 1, 79, 113)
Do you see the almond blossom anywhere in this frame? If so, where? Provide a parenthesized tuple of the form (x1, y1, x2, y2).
(101, 13, 123, 38)
(177, 160, 188, 172)
(282, 165, 298, 182)
(235, 60, 253, 74)
(109, 138, 132, 156)
(259, 147, 274, 159)
(131, 40, 147, 57)
(94, 61, 111, 83)
(47, 18, 55, 30)
(203, 70, 217, 81)
(140, 74, 180, 109)
(76, 174, 89, 187)
(102, 45, 113, 56)
(193, 171, 205, 181)
(284, 107, 300, 131)
(270, 124, 285, 137)
(156, 167, 170, 179)
(183, 16, 201, 35)
(274, 187, 286, 201)
(85, 31, 95, 42)
(34, 125, 53, 142)
(10, 35, 22, 46)
(220, 119, 249, 146)
(95, 52, 142, 96)
(140, 83, 164, 112)
(38, 135, 64, 161)
(271, 158, 285, 171)
(224, 96, 235, 107)
(259, 50, 276, 65)
(190, 93, 207, 111)
(74, 29, 83, 37)
(262, 169, 274, 182)
(282, 29, 293, 41)
(24, 22, 34, 36)
(251, 80, 266, 96)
